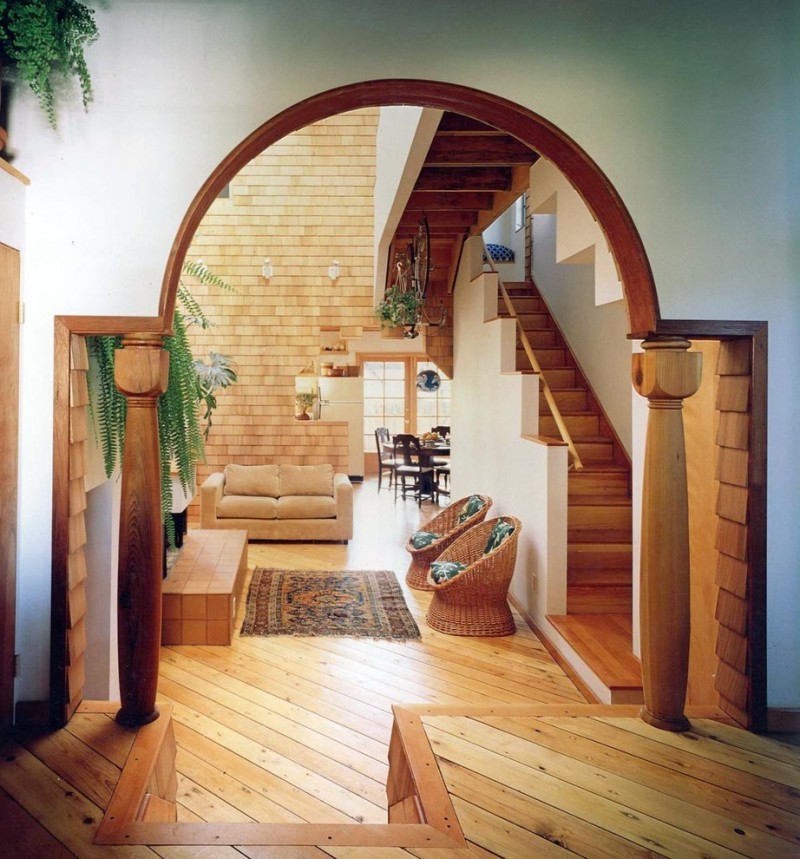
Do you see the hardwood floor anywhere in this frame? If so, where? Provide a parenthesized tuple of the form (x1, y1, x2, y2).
(4, 480, 797, 856)
(0, 479, 584, 856)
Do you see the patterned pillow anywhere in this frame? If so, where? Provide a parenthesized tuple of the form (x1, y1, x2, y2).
(411, 530, 440, 549)
(483, 519, 515, 555)
(430, 560, 467, 584)
(458, 494, 485, 523)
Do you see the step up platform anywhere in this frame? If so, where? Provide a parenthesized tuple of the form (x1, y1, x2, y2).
(546, 613, 642, 703)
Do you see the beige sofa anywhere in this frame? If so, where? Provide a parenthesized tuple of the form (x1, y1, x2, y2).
(200, 463, 353, 542)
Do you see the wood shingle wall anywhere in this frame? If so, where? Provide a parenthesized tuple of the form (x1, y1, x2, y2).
(184, 110, 380, 504)
(713, 339, 754, 727)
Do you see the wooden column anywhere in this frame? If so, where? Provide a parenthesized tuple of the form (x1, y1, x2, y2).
(632, 337, 702, 732)
(114, 333, 169, 727)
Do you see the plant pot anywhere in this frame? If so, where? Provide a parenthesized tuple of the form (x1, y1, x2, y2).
(296, 411, 310, 420)
(381, 326, 405, 340)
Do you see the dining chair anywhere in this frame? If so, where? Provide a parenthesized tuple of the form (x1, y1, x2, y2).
(393, 433, 436, 505)
(430, 426, 451, 493)
(374, 427, 396, 491)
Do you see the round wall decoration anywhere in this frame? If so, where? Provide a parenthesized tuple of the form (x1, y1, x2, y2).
(416, 369, 441, 392)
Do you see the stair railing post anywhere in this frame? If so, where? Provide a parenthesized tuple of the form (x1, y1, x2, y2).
(632, 336, 702, 731)
(114, 332, 169, 727)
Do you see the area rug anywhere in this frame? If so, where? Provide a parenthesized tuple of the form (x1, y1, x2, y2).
(240, 568, 421, 640)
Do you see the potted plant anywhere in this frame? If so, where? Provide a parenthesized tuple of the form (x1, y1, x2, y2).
(295, 391, 316, 420)
(0, 0, 99, 136)
(375, 284, 422, 338)
(87, 260, 237, 546)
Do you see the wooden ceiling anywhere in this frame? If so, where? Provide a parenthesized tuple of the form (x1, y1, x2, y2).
(387, 112, 540, 297)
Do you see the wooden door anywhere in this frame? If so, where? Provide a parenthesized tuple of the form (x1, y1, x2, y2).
(0, 243, 20, 733)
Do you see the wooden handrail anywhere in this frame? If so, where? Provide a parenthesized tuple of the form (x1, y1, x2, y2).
(484, 243, 583, 470)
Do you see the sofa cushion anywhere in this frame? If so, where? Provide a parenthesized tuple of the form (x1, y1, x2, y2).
(277, 495, 337, 520)
(279, 463, 334, 496)
(217, 495, 278, 519)
(224, 464, 280, 497)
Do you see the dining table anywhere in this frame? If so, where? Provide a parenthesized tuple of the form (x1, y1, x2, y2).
(384, 437, 450, 500)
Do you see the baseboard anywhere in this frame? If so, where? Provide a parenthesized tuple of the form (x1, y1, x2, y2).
(14, 700, 50, 727)
(766, 707, 800, 733)
(508, 595, 599, 704)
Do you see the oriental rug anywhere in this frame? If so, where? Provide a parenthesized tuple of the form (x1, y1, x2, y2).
(240, 568, 421, 640)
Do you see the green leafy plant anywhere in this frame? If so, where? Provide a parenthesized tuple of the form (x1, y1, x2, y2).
(0, 0, 99, 129)
(374, 283, 422, 329)
(87, 261, 237, 546)
(295, 391, 316, 417)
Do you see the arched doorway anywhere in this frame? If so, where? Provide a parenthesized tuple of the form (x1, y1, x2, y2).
(159, 80, 659, 336)
(51, 79, 766, 732)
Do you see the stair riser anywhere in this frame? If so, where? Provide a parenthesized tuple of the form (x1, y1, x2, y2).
(569, 473, 630, 497)
(569, 506, 632, 530)
(568, 569, 631, 586)
(574, 442, 615, 463)
(538, 368, 577, 387)
(568, 547, 632, 570)
(518, 348, 572, 370)
(540, 415, 601, 437)
(568, 587, 633, 614)
(541, 390, 589, 412)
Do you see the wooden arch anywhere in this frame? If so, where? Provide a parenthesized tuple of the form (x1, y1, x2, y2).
(159, 79, 660, 337)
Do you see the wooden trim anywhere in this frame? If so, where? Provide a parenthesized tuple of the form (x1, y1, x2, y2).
(509, 595, 598, 704)
(49, 319, 72, 727)
(748, 324, 768, 732)
(653, 321, 768, 732)
(96, 700, 465, 848)
(161, 79, 659, 336)
(0, 244, 20, 735)
(766, 708, 800, 734)
(0, 158, 30, 184)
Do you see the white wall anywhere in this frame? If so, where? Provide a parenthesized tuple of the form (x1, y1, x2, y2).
(5, 0, 798, 709)
(532, 213, 632, 454)
(483, 204, 526, 283)
(452, 238, 568, 623)
(373, 106, 442, 297)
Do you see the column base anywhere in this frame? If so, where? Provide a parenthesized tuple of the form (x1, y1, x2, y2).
(115, 706, 160, 728)
(640, 705, 690, 733)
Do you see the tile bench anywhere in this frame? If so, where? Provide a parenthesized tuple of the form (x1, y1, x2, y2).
(161, 529, 248, 645)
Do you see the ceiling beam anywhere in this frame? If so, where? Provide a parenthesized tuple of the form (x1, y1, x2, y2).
(415, 166, 512, 192)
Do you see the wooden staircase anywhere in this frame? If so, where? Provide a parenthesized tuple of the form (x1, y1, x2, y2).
(499, 281, 641, 701)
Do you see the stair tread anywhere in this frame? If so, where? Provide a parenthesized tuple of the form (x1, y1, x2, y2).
(569, 495, 632, 507)
(548, 613, 641, 691)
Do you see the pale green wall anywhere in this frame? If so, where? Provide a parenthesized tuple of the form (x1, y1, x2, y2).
(6, 0, 797, 709)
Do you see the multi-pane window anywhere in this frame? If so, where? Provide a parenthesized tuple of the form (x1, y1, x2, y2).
(414, 360, 451, 436)
(363, 360, 406, 451)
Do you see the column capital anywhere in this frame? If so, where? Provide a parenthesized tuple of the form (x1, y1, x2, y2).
(632, 336, 702, 402)
(114, 333, 168, 399)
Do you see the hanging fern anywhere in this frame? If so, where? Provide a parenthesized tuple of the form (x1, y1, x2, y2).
(85, 261, 237, 548)
(86, 333, 126, 477)
(158, 306, 206, 546)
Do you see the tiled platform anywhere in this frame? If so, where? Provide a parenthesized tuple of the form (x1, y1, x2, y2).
(161, 529, 248, 645)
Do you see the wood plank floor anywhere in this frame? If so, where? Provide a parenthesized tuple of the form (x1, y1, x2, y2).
(1, 479, 797, 857)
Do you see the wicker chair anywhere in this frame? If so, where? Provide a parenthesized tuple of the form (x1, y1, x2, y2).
(405, 495, 492, 591)
(425, 516, 521, 637)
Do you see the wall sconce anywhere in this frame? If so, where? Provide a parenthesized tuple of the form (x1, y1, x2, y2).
(328, 259, 340, 282)
(261, 257, 273, 280)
